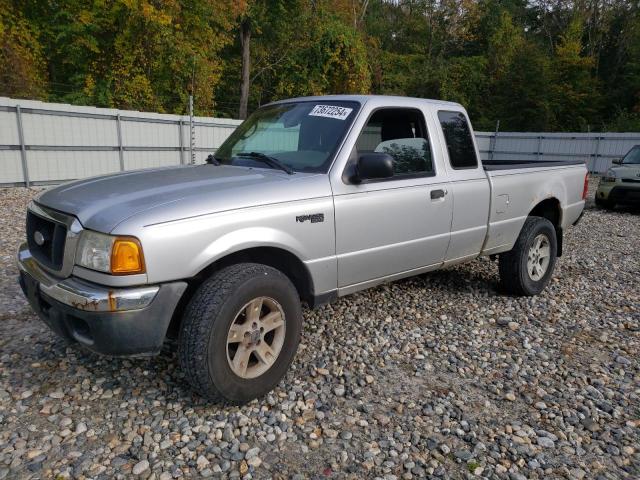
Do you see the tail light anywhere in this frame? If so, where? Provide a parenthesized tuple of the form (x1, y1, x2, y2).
(582, 173, 589, 200)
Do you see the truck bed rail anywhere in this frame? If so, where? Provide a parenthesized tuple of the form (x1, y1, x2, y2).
(482, 160, 585, 171)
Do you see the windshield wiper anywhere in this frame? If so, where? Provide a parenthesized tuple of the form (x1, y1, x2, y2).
(237, 152, 294, 175)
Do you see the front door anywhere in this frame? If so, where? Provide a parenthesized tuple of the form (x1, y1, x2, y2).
(333, 107, 453, 289)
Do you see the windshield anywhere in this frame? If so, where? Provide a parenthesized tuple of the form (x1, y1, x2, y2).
(622, 146, 640, 165)
(215, 101, 360, 173)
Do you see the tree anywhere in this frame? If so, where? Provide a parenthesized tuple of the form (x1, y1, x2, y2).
(551, 16, 601, 130)
(217, 1, 370, 116)
(238, 17, 251, 119)
(104, 0, 246, 114)
(11, 0, 246, 114)
(440, 56, 490, 128)
(493, 41, 554, 130)
(0, 0, 47, 99)
(600, 4, 640, 129)
(328, 0, 371, 29)
(232, 0, 295, 118)
(271, 15, 371, 97)
(1, 0, 637, 131)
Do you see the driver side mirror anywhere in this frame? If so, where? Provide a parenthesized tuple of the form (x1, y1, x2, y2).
(354, 153, 394, 183)
(612, 158, 622, 165)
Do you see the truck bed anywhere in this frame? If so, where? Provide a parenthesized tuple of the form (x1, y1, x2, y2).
(480, 159, 587, 256)
(482, 159, 585, 171)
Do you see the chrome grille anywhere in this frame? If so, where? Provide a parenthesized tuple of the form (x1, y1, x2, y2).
(25, 203, 83, 278)
(26, 211, 67, 270)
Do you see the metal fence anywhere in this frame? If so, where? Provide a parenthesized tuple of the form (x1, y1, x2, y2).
(0, 97, 241, 186)
(475, 131, 640, 173)
(2, 97, 639, 186)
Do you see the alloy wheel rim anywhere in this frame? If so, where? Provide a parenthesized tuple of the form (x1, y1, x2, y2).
(527, 234, 551, 281)
(226, 296, 286, 379)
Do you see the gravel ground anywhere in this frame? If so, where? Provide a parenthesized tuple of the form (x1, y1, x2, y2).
(0, 179, 638, 480)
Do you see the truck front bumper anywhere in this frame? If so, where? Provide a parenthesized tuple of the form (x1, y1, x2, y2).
(17, 243, 187, 356)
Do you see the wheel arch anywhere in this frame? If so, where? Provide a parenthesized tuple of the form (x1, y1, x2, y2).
(528, 197, 563, 256)
(167, 246, 315, 338)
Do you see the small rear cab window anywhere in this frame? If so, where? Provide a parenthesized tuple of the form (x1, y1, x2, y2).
(438, 111, 478, 169)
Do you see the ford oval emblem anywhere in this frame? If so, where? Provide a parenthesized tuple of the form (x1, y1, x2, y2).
(34, 231, 45, 246)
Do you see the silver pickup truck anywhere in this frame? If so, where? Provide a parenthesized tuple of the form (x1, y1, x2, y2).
(18, 95, 587, 402)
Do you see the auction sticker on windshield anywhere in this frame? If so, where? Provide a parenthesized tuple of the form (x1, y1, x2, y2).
(309, 105, 353, 120)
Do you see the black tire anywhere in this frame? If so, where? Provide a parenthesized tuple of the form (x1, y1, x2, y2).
(595, 196, 615, 209)
(178, 263, 302, 403)
(498, 217, 558, 296)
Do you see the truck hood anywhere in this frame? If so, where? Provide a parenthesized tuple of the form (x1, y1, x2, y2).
(36, 165, 330, 232)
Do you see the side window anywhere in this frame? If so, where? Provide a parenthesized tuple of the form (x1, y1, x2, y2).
(355, 108, 433, 177)
(437, 111, 478, 169)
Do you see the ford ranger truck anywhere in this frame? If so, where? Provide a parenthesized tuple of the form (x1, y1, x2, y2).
(18, 95, 588, 402)
(595, 145, 640, 208)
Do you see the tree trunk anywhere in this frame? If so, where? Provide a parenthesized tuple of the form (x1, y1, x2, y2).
(239, 19, 251, 120)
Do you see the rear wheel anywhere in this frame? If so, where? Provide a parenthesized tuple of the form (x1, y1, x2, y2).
(178, 263, 302, 403)
(499, 217, 557, 296)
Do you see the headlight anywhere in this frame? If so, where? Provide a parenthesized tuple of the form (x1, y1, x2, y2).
(601, 170, 616, 183)
(76, 231, 145, 275)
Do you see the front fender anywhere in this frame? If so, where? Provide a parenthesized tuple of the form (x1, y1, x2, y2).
(137, 198, 336, 284)
(195, 226, 310, 273)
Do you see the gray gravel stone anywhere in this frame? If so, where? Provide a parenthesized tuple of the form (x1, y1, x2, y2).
(245, 447, 260, 460)
(0, 181, 637, 478)
(132, 460, 149, 475)
(453, 449, 472, 461)
(537, 437, 555, 448)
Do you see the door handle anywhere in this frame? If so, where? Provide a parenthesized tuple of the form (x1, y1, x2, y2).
(430, 189, 447, 200)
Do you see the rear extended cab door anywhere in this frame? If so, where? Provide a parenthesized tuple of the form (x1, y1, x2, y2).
(329, 97, 453, 294)
(429, 107, 490, 264)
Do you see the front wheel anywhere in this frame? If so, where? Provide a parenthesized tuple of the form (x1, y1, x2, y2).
(498, 217, 557, 296)
(178, 263, 302, 403)
(595, 196, 615, 209)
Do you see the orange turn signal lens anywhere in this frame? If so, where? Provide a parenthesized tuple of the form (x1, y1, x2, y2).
(111, 237, 145, 274)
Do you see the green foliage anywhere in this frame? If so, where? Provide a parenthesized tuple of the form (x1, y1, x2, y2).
(492, 40, 554, 131)
(1, 0, 639, 132)
(605, 111, 640, 132)
(487, 10, 523, 78)
(279, 17, 371, 97)
(215, 1, 371, 115)
(440, 56, 490, 127)
(551, 16, 601, 130)
(6, 0, 244, 114)
(0, 0, 47, 99)
(467, 461, 480, 473)
(381, 140, 431, 175)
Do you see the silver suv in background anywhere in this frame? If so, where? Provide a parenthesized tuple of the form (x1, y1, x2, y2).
(18, 95, 587, 402)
